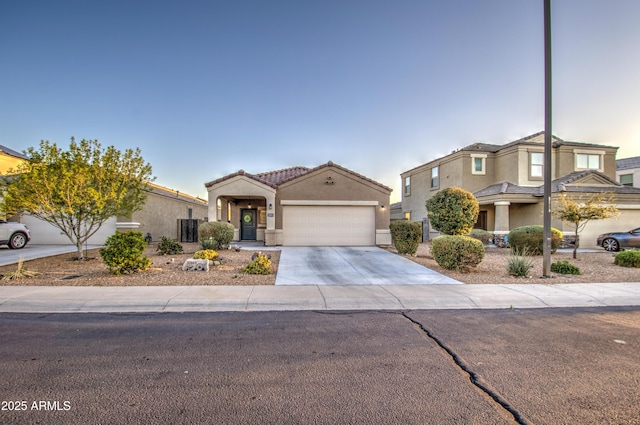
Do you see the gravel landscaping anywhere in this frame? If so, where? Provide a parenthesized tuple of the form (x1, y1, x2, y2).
(0, 242, 637, 286)
(0, 243, 278, 286)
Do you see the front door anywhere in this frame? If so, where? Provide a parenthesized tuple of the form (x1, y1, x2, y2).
(240, 209, 257, 240)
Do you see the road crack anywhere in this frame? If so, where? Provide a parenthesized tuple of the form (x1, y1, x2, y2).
(402, 312, 531, 425)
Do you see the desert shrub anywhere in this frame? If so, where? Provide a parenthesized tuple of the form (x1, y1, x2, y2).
(198, 221, 235, 250)
(507, 248, 534, 277)
(507, 225, 562, 255)
(243, 252, 272, 275)
(551, 260, 581, 275)
(426, 187, 479, 235)
(469, 229, 492, 245)
(100, 231, 151, 275)
(430, 235, 485, 271)
(614, 250, 640, 268)
(194, 249, 219, 261)
(156, 236, 183, 255)
(389, 220, 422, 255)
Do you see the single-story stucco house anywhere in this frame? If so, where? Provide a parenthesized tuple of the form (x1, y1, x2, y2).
(205, 161, 392, 246)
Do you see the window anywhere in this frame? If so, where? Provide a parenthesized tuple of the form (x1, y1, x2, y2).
(471, 154, 486, 175)
(530, 152, 543, 178)
(620, 174, 634, 187)
(431, 166, 439, 188)
(576, 153, 600, 170)
(404, 176, 411, 195)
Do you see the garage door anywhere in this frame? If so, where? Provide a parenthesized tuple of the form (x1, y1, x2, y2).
(283, 206, 375, 246)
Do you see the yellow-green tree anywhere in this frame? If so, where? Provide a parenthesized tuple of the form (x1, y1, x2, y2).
(553, 192, 618, 259)
(1, 138, 153, 259)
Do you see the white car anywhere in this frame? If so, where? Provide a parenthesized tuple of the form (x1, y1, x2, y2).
(0, 220, 31, 249)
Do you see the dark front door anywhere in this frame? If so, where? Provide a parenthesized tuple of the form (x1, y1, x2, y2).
(240, 209, 257, 240)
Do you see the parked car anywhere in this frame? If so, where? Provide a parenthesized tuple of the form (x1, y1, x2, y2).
(596, 227, 640, 251)
(0, 220, 31, 249)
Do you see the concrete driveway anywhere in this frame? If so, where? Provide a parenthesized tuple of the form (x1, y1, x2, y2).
(0, 244, 103, 266)
(275, 246, 461, 285)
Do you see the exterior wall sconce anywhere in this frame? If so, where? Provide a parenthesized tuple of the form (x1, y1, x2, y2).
(381, 205, 385, 210)
(268, 203, 273, 210)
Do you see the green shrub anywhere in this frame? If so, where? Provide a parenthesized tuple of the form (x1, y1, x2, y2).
(506, 248, 534, 277)
(507, 225, 562, 255)
(430, 235, 485, 271)
(194, 249, 219, 261)
(550, 260, 581, 275)
(198, 222, 235, 250)
(100, 231, 152, 275)
(469, 229, 492, 245)
(199, 237, 217, 250)
(426, 187, 479, 235)
(614, 250, 640, 268)
(389, 220, 422, 255)
(156, 236, 183, 255)
(243, 252, 272, 275)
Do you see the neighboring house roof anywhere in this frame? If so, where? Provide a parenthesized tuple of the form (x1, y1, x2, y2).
(474, 170, 640, 199)
(0, 145, 27, 160)
(405, 132, 618, 174)
(146, 182, 208, 205)
(205, 161, 392, 192)
(460, 132, 617, 154)
(617, 156, 640, 170)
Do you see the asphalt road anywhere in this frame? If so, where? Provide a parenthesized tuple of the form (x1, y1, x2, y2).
(1, 308, 639, 424)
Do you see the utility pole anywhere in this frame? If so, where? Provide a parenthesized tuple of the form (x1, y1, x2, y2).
(542, 0, 552, 277)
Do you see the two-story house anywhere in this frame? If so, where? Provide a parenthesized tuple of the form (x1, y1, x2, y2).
(617, 156, 640, 188)
(401, 132, 640, 248)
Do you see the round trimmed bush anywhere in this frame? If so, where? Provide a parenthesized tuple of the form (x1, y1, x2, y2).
(469, 229, 492, 245)
(100, 231, 152, 275)
(390, 220, 422, 255)
(430, 235, 485, 271)
(507, 225, 562, 255)
(426, 187, 479, 235)
(198, 221, 235, 250)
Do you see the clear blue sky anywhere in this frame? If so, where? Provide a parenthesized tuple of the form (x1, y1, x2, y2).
(2, 0, 639, 202)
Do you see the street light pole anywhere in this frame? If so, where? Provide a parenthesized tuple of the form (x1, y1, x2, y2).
(543, 0, 552, 277)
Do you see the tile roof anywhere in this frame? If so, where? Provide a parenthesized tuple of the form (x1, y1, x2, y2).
(205, 161, 392, 192)
(254, 166, 310, 186)
(473, 170, 640, 198)
(617, 156, 640, 170)
(0, 145, 27, 159)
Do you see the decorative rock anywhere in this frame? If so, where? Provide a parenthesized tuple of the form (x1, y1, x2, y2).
(182, 259, 210, 271)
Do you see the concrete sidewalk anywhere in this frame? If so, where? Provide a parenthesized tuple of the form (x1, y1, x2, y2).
(0, 282, 638, 313)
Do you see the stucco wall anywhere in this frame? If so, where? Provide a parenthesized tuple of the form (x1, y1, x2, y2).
(275, 167, 390, 231)
(124, 191, 208, 241)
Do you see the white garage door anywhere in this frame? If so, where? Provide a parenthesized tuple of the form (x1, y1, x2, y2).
(283, 206, 375, 246)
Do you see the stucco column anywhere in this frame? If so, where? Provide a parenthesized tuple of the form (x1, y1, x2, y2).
(493, 201, 511, 235)
(264, 193, 277, 246)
